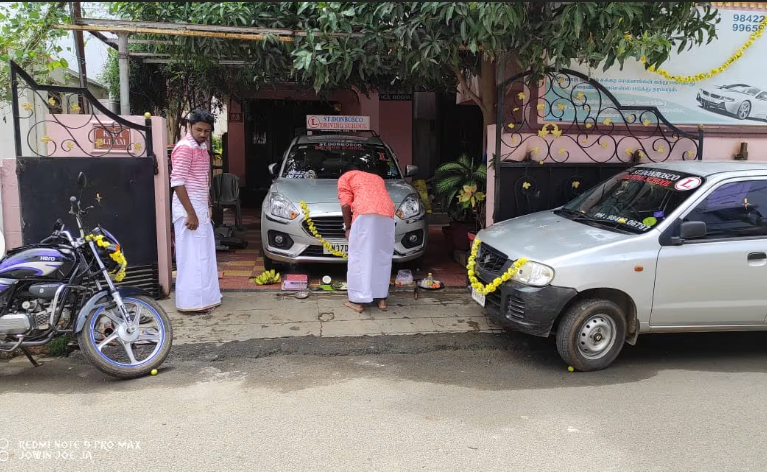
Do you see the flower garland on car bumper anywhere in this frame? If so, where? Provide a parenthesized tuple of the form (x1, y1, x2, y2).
(467, 237, 528, 296)
(299, 200, 348, 259)
(86, 234, 128, 282)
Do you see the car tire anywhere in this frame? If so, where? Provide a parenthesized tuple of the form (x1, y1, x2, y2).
(556, 298, 627, 372)
(261, 245, 281, 272)
(736, 101, 752, 120)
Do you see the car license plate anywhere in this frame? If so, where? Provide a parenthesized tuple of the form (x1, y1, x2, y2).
(471, 288, 486, 307)
(324, 243, 348, 255)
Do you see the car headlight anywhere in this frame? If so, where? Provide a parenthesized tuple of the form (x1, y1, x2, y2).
(512, 260, 555, 287)
(396, 194, 424, 220)
(269, 193, 299, 220)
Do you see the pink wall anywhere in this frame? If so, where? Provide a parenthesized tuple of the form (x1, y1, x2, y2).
(379, 100, 413, 169)
(2, 114, 173, 297)
(227, 99, 245, 184)
(485, 123, 767, 227)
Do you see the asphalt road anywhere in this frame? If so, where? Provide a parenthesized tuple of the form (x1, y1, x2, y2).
(2, 331, 767, 472)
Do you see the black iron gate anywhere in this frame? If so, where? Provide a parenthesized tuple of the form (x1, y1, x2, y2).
(9, 61, 162, 298)
(493, 68, 704, 223)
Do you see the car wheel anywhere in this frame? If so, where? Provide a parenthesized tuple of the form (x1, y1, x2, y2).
(556, 299, 627, 372)
(737, 101, 752, 120)
(261, 245, 281, 272)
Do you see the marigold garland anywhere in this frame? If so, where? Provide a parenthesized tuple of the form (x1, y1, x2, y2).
(466, 237, 528, 296)
(86, 233, 128, 282)
(630, 16, 766, 83)
(299, 200, 348, 259)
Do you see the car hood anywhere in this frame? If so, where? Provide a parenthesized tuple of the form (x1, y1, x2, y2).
(700, 86, 750, 98)
(270, 178, 415, 205)
(476, 211, 634, 263)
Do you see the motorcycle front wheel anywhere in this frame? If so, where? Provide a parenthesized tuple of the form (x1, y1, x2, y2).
(77, 295, 173, 379)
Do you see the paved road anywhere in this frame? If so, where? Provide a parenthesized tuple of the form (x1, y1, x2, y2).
(2, 331, 767, 471)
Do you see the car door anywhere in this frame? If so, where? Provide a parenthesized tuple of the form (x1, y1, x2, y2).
(752, 92, 767, 120)
(651, 177, 767, 328)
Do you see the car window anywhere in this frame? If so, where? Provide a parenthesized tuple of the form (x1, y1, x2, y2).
(756, 92, 767, 100)
(684, 180, 767, 239)
(560, 168, 703, 233)
(281, 142, 401, 180)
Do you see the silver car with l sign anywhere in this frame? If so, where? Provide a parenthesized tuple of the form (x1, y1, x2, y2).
(472, 161, 767, 371)
(261, 134, 427, 269)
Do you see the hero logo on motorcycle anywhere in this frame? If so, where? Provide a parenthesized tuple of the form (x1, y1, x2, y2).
(0, 172, 173, 379)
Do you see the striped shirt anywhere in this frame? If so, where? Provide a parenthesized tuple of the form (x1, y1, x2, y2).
(170, 134, 210, 221)
(337, 170, 395, 225)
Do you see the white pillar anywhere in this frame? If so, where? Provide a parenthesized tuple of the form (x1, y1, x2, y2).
(118, 32, 130, 115)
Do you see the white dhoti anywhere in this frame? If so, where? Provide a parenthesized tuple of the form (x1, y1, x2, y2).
(173, 200, 221, 311)
(347, 214, 395, 304)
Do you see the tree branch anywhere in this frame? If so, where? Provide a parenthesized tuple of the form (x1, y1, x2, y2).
(450, 63, 488, 116)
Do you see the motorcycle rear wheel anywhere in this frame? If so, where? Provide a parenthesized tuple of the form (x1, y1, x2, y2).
(77, 295, 173, 379)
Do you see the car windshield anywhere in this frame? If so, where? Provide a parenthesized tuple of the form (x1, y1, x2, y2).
(281, 141, 401, 179)
(557, 168, 705, 234)
(724, 85, 759, 96)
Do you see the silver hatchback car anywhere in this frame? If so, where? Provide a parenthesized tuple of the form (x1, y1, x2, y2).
(472, 161, 767, 371)
(261, 134, 428, 269)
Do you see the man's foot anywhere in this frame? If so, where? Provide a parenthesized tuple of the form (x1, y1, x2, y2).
(377, 299, 387, 310)
(343, 301, 365, 313)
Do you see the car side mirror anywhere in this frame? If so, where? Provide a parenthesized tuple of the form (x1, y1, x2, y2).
(268, 163, 278, 178)
(670, 221, 707, 245)
(405, 165, 418, 178)
(77, 172, 87, 189)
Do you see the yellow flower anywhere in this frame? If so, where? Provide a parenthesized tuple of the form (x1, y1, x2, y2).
(538, 160, 544, 165)
(22, 102, 33, 111)
(70, 104, 81, 112)
(627, 115, 635, 123)
(41, 135, 52, 144)
(618, 218, 627, 224)
(65, 142, 74, 150)
(507, 123, 515, 129)
(557, 103, 565, 110)
(572, 181, 580, 189)
(517, 92, 526, 100)
(538, 128, 549, 138)
(601, 142, 609, 149)
(558, 148, 566, 155)
(625, 148, 634, 155)
(551, 127, 562, 138)
(576, 92, 585, 100)
(96, 138, 104, 147)
(585, 123, 593, 129)
(513, 107, 519, 112)
(536, 103, 545, 111)
(134, 143, 142, 151)
(512, 136, 519, 144)
(522, 181, 531, 189)
(603, 118, 612, 125)
(643, 119, 651, 126)
(581, 138, 588, 144)
(658, 145, 665, 153)
(48, 97, 56, 106)
(533, 147, 540, 154)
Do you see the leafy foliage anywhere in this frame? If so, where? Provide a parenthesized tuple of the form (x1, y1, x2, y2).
(0, 1, 72, 102)
(433, 154, 488, 224)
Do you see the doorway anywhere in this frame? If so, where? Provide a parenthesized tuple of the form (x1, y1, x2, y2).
(242, 99, 339, 207)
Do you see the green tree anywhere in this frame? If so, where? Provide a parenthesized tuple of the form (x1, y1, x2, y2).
(0, 1, 72, 103)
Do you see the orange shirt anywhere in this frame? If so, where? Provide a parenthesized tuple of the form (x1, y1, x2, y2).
(337, 170, 395, 224)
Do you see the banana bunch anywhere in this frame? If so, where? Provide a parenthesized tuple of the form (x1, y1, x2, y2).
(254, 269, 281, 285)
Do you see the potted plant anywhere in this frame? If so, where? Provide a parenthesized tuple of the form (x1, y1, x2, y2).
(433, 154, 487, 251)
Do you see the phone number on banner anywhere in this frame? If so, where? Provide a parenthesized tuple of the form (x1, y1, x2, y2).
(732, 13, 766, 32)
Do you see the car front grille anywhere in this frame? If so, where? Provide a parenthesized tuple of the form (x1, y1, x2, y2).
(302, 216, 345, 239)
(302, 245, 346, 258)
(505, 295, 525, 319)
(477, 243, 509, 273)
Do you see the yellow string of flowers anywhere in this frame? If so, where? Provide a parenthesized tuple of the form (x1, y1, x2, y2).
(86, 234, 128, 282)
(299, 200, 348, 259)
(466, 237, 528, 296)
(629, 16, 766, 83)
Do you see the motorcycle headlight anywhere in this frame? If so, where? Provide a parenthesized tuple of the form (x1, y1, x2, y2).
(269, 193, 300, 221)
(512, 260, 555, 287)
(396, 194, 424, 220)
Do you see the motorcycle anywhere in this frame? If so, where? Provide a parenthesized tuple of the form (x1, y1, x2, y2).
(0, 172, 172, 379)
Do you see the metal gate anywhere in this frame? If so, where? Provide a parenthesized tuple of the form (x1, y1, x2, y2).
(493, 68, 704, 223)
(9, 61, 162, 298)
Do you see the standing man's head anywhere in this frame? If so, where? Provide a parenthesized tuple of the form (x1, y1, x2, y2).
(188, 109, 215, 145)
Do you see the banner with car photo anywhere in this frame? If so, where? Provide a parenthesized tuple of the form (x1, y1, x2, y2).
(550, 5, 767, 126)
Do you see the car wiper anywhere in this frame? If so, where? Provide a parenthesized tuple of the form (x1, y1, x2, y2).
(556, 208, 641, 234)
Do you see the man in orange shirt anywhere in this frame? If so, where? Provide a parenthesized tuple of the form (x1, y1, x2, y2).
(338, 161, 396, 313)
